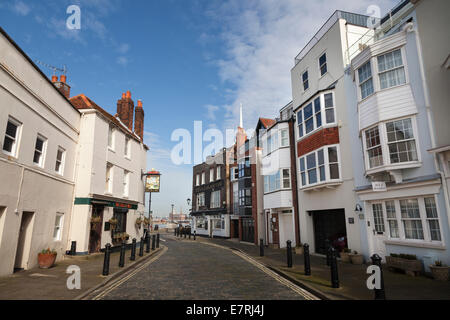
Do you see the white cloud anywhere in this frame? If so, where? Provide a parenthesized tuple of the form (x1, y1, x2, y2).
(11, 1, 30, 16)
(116, 56, 129, 66)
(204, 104, 220, 121)
(203, 0, 397, 131)
(117, 43, 130, 54)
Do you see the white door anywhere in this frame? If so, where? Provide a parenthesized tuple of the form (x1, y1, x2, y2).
(370, 203, 387, 261)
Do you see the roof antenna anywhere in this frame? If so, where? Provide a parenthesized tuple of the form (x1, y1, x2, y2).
(35, 60, 67, 76)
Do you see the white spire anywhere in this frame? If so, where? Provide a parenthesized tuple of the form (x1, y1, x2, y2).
(239, 103, 243, 128)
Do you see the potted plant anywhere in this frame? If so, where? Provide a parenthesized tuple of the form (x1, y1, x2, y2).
(121, 233, 130, 242)
(350, 250, 364, 265)
(108, 218, 118, 230)
(340, 248, 352, 263)
(294, 243, 304, 255)
(91, 216, 102, 230)
(386, 253, 423, 276)
(38, 248, 57, 269)
(135, 217, 143, 228)
(430, 261, 450, 281)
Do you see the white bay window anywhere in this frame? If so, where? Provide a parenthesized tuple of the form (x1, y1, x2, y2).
(297, 91, 335, 139)
(299, 145, 341, 188)
(377, 49, 406, 90)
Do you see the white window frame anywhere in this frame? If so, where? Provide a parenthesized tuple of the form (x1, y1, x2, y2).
(296, 91, 336, 140)
(216, 166, 221, 180)
(201, 172, 205, 185)
(33, 134, 47, 168)
(298, 144, 342, 189)
(280, 129, 289, 147)
(55, 146, 66, 175)
(108, 125, 115, 151)
(196, 174, 200, 186)
(123, 170, 130, 197)
(197, 192, 205, 210)
(2, 116, 22, 157)
(210, 168, 214, 183)
(210, 190, 221, 209)
(357, 60, 374, 100)
(53, 213, 64, 241)
(362, 116, 421, 173)
(377, 48, 407, 90)
(369, 196, 443, 244)
(302, 69, 309, 91)
(106, 163, 113, 194)
(124, 136, 131, 159)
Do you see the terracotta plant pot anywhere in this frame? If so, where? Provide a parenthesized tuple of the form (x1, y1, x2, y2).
(340, 252, 351, 263)
(430, 265, 450, 281)
(38, 253, 57, 269)
(350, 254, 364, 265)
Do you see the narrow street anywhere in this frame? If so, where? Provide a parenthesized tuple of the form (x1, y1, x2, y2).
(96, 236, 306, 300)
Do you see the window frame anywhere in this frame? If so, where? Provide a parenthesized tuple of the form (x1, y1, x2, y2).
(377, 48, 407, 90)
(124, 136, 131, 158)
(53, 212, 64, 241)
(210, 190, 221, 209)
(298, 144, 342, 189)
(296, 91, 336, 140)
(216, 166, 221, 180)
(2, 116, 22, 157)
(123, 170, 130, 197)
(108, 125, 115, 151)
(318, 52, 327, 77)
(302, 69, 309, 91)
(105, 163, 113, 194)
(358, 60, 374, 100)
(210, 168, 214, 183)
(33, 134, 47, 168)
(55, 146, 66, 175)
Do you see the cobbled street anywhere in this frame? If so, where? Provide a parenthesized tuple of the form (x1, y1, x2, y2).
(100, 236, 305, 300)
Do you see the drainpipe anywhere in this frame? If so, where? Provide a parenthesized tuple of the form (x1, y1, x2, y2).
(403, 22, 450, 232)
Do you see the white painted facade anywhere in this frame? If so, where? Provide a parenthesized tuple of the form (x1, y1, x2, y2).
(0, 29, 80, 275)
(70, 105, 147, 254)
(261, 121, 296, 248)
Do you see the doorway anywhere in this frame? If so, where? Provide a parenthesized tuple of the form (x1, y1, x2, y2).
(89, 205, 104, 253)
(271, 213, 280, 247)
(232, 220, 239, 238)
(241, 217, 254, 243)
(14, 211, 35, 271)
(312, 209, 346, 255)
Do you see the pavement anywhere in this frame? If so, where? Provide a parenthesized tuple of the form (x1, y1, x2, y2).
(98, 235, 310, 300)
(193, 236, 450, 300)
(0, 236, 162, 300)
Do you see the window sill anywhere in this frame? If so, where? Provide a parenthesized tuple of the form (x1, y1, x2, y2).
(300, 180, 343, 192)
(384, 239, 446, 250)
(365, 161, 422, 176)
(108, 147, 115, 153)
(124, 156, 131, 161)
(264, 188, 292, 195)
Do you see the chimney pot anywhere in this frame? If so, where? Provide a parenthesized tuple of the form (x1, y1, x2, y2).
(122, 93, 126, 99)
(137, 100, 143, 108)
(126, 90, 131, 99)
(60, 75, 67, 83)
(51, 75, 58, 83)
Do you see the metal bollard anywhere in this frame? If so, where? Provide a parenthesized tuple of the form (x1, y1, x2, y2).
(152, 235, 156, 250)
(304, 243, 311, 276)
(174, 228, 176, 236)
(102, 243, 111, 276)
(330, 247, 339, 288)
(259, 239, 264, 257)
(189, 231, 191, 240)
(371, 254, 386, 300)
(139, 237, 144, 257)
(70, 241, 77, 256)
(325, 239, 331, 266)
(156, 233, 160, 248)
(119, 242, 126, 268)
(287, 240, 293, 268)
(146, 234, 150, 253)
(194, 231, 196, 240)
(130, 238, 136, 261)
(184, 229, 187, 239)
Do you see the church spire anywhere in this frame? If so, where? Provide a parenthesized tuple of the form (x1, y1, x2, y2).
(239, 103, 243, 128)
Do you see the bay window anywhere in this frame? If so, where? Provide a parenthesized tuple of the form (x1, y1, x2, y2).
(377, 49, 406, 89)
(280, 129, 289, 147)
(365, 127, 383, 168)
(264, 169, 291, 193)
(299, 145, 340, 188)
(297, 91, 336, 139)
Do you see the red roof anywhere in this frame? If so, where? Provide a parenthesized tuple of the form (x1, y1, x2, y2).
(259, 118, 276, 129)
(70, 94, 148, 149)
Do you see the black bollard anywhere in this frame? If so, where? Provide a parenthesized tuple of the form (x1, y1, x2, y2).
(156, 233, 160, 248)
(70, 241, 77, 256)
(370, 254, 386, 300)
(130, 238, 136, 261)
(287, 240, 293, 268)
(119, 242, 126, 268)
(259, 239, 264, 257)
(174, 228, 176, 236)
(304, 243, 311, 276)
(325, 239, 331, 266)
(139, 237, 144, 257)
(194, 231, 196, 241)
(189, 231, 191, 240)
(152, 234, 156, 250)
(146, 234, 150, 253)
(102, 243, 111, 276)
(330, 247, 339, 288)
(184, 229, 187, 239)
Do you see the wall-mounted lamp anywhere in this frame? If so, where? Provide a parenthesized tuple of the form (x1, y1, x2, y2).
(355, 204, 363, 212)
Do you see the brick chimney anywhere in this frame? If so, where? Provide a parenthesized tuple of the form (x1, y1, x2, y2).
(117, 91, 134, 131)
(134, 99, 144, 141)
(52, 75, 71, 99)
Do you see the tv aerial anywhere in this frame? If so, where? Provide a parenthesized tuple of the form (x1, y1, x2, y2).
(35, 60, 67, 76)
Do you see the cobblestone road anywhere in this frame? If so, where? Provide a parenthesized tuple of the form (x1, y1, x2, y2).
(100, 237, 305, 300)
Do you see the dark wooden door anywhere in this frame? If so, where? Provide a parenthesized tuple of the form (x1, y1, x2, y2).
(313, 209, 346, 254)
(241, 217, 254, 243)
(271, 213, 280, 245)
(89, 205, 104, 253)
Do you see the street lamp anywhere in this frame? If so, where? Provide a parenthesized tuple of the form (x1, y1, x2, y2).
(142, 169, 161, 232)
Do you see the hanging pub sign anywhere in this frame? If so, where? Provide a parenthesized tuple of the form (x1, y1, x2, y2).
(145, 170, 161, 193)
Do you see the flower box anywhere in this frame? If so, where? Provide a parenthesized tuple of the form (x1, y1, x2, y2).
(38, 249, 57, 268)
(386, 256, 423, 276)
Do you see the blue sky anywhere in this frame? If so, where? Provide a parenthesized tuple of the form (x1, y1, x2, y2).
(0, 0, 397, 217)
